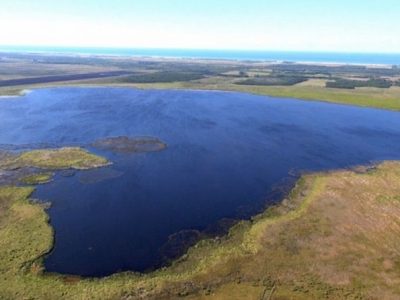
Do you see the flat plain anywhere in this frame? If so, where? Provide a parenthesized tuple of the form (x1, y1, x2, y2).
(1, 52, 400, 110)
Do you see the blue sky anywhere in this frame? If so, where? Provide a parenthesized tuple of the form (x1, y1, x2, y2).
(0, 0, 399, 52)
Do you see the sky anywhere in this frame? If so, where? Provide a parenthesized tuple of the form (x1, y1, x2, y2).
(0, 0, 399, 53)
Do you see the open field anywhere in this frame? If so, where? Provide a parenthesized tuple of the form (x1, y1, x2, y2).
(1, 158, 400, 299)
(1, 52, 400, 111)
(0, 71, 133, 87)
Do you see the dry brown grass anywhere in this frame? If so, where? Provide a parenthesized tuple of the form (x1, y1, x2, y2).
(185, 162, 400, 299)
(1, 162, 400, 299)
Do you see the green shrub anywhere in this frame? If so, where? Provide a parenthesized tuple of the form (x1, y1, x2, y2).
(235, 76, 307, 86)
(120, 71, 204, 83)
(326, 78, 392, 89)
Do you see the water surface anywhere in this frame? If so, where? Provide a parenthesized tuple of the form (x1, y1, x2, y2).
(2, 46, 400, 65)
(0, 87, 400, 276)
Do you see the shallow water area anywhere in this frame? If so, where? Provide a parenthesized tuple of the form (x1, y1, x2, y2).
(0, 87, 400, 276)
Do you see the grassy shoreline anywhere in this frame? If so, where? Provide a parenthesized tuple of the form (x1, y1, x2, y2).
(1, 52, 400, 111)
(1, 80, 400, 111)
(1, 161, 400, 299)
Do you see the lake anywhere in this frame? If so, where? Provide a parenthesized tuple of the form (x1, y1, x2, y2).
(1, 87, 400, 276)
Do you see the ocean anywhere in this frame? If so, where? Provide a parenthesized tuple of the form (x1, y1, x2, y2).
(1, 46, 400, 65)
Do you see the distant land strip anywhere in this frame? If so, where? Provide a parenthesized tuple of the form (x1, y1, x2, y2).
(0, 71, 133, 87)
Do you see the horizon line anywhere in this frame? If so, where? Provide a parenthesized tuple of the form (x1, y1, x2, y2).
(1, 45, 400, 56)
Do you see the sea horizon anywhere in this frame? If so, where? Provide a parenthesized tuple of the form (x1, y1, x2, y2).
(1, 45, 400, 66)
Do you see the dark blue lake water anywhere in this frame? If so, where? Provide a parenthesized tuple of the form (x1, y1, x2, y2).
(1, 88, 400, 276)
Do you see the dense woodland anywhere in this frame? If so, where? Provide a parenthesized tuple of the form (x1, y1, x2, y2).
(235, 75, 308, 86)
(326, 78, 393, 89)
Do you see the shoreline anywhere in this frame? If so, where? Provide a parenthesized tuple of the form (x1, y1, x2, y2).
(1, 53, 400, 111)
(2, 160, 400, 298)
(0, 88, 31, 98)
(2, 83, 400, 113)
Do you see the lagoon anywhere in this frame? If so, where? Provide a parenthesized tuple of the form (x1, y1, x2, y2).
(1, 87, 400, 276)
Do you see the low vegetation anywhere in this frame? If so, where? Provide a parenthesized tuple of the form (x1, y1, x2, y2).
(1, 161, 400, 299)
(326, 78, 393, 89)
(119, 71, 205, 83)
(20, 172, 54, 185)
(0, 147, 110, 170)
(235, 75, 308, 86)
(269, 63, 400, 77)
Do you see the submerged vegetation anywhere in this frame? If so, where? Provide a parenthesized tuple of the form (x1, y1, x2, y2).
(92, 136, 167, 154)
(1, 161, 400, 299)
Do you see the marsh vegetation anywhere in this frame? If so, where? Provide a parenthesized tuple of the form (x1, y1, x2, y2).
(1, 162, 400, 298)
(0, 147, 110, 170)
(1, 86, 400, 279)
(92, 136, 167, 154)
(1, 53, 400, 299)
